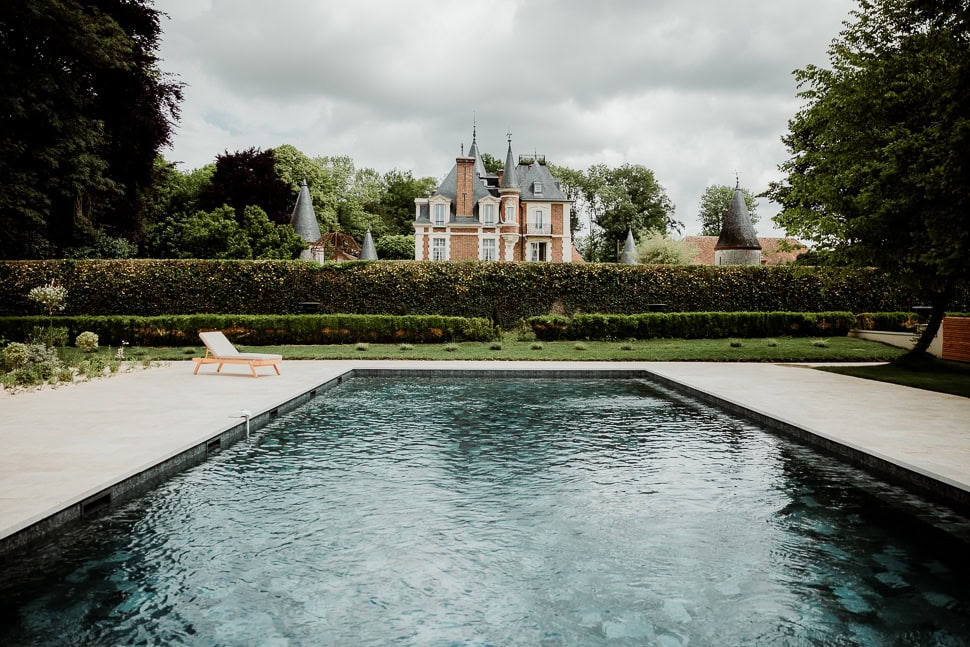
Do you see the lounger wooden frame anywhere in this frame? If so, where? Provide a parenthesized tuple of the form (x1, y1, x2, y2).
(192, 331, 283, 378)
(192, 350, 282, 377)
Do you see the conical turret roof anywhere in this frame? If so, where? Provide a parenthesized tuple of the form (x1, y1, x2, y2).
(467, 124, 487, 180)
(500, 139, 519, 190)
(359, 230, 378, 260)
(289, 179, 321, 243)
(715, 184, 761, 250)
(619, 229, 639, 264)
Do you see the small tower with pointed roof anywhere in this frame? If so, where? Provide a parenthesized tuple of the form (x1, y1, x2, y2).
(359, 229, 378, 260)
(289, 179, 324, 262)
(714, 177, 761, 266)
(619, 229, 639, 264)
(498, 133, 522, 260)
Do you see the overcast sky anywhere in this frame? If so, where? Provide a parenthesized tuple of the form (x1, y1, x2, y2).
(156, 0, 855, 237)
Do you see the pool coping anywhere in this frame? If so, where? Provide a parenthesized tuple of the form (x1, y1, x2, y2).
(2, 361, 969, 558)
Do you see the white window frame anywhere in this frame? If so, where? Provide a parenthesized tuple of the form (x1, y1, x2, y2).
(530, 241, 547, 262)
(481, 237, 497, 261)
(505, 204, 516, 222)
(431, 237, 448, 261)
(482, 204, 495, 226)
(534, 181, 543, 195)
(433, 203, 446, 226)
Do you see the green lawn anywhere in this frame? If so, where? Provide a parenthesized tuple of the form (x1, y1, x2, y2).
(819, 359, 970, 398)
(47, 337, 970, 398)
(97, 335, 905, 363)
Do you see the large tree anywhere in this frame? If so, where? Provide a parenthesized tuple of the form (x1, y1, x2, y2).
(698, 184, 759, 236)
(376, 169, 437, 235)
(0, 0, 182, 258)
(586, 164, 679, 262)
(766, 0, 970, 356)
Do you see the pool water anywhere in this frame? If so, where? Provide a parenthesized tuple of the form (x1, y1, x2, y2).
(1, 377, 969, 645)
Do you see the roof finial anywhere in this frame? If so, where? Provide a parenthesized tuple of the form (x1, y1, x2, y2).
(507, 131, 512, 144)
(472, 112, 477, 142)
(735, 171, 740, 190)
(461, 142, 464, 156)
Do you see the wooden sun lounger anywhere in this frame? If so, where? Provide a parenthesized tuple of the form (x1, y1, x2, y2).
(192, 331, 282, 378)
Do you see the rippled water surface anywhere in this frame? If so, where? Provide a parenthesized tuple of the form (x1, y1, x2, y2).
(2, 378, 969, 645)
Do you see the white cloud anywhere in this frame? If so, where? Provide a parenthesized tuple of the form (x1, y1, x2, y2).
(156, 0, 854, 236)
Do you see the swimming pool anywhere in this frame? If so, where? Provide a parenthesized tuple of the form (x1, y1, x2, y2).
(1, 377, 968, 645)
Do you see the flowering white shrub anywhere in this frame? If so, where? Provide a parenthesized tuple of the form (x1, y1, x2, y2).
(27, 281, 67, 316)
(75, 331, 99, 353)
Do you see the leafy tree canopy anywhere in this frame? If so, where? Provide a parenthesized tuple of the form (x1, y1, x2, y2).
(374, 234, 416, 260)
(565, 163, 678, 262)
(480, 152, 504, 174)
(637, 233, 699, 265)
(0, 0, 182, 258)
(698, 185, 759, 236)
(766, 0, 970, 355)
(151, 204, 304, 260)
(376, 170, 437, 235)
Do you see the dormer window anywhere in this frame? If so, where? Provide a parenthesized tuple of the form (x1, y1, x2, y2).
(482, 204, 495, 226)
(433, 203, 445, 226)
(534, 181, 543, 195)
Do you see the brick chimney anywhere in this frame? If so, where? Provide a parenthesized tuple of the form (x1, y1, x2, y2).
(456, 155, 475, 217)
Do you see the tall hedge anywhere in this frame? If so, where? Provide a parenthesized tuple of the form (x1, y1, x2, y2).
(2, 260, 965, 328)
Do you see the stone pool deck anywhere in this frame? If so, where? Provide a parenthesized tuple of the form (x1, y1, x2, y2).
(2, 360, 969, 554)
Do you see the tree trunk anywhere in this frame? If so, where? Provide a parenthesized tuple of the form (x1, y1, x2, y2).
(910, 277, 958, 357)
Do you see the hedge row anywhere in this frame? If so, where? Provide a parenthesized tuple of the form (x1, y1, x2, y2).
(0, 314, 496, 346)
(2, 260, 967, 329)
(527, 312, 857, 341)
(854, 312, 970, 332)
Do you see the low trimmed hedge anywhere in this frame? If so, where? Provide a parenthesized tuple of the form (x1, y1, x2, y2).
(2, 260, 966, 329)
(0, 314, 496, 346)
(527, 312, 857, 341)
(854, 312, 970, 332)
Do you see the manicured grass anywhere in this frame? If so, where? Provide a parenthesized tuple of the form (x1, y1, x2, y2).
(106, 336, 905, 363)
(819, 359, 970, 398)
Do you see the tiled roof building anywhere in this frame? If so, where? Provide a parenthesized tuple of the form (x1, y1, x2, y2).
(414, 128, 576, 262)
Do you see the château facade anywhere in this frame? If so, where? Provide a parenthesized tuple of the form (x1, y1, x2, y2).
(414, 130, 575, 262)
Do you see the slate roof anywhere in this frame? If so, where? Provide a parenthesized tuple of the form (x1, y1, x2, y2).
(420, 132, 571, 224)
(514, 160, 568, 201)
(359, 230, 378, 260)
(500, 141, 519, 190)
(619, 229, 639, 264)
(715, 187, 761, 250)
(289, 179, 321, 243)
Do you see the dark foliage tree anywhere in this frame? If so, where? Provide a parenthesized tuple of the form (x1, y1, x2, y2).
(0, 0, 182, 258)
(200, 148, 295, 225)
(766, 0, 970, 356)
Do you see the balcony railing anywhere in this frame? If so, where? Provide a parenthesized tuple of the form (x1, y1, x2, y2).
(527, 222, 551, 235)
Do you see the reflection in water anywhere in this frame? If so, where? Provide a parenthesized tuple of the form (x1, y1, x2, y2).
(1, 377, 968, 646)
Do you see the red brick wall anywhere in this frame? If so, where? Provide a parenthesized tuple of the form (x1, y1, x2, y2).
(942, 317, 970, 363)
(450, 233, 479, 260)
(456, 157, 475, 217)
(552, 204, 563, 235)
